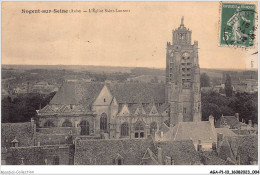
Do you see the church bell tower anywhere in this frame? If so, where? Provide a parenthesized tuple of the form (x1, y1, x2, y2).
(166, 17, 201, 126)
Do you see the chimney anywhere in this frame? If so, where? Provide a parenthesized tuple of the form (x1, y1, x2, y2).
(160, 131, 164, 138)
(212, 142, 217, 151)
(171, 159, 175, 165)
(236, 154, 240, 165)
(31, 118, 34, 127)
(248, 120, 253, 127)
(21, 158, 25, 165)
(157, 147, 163, 164)
(44, 158, 48, 165)
(209, 115, 214, 127)
(197, 140, 202, 151)
(1, 147, 7, 165)
(217, 133, 223, 148)
(235, 113, 239, 121)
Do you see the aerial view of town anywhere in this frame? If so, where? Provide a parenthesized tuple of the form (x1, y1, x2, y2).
(1, 1, 258, 172)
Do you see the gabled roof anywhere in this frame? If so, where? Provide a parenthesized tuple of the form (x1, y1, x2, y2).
(215, 128, 237, 137)
(1, 122, 34, 148)
(40, 105, 56, 113)
(172, 121, 217, 142)
(201, 151, 227, 165)
(215, 116, 241, 129)
(74, 138, 155, 165)
(107, 82, 165, 104)
(143, 103, 154, 114)
(50, 82, 104, 106)
(45, 82, 165, 112)
(39, 104, 90, 114)
(218, 135, 258, 165)
(149, 105, 159, 115)
(141, 148, 159, 165)
(155, 140, 200, 165)
(157, 103, 170, 115)
(11, 138, 19, 143)
(135, 104, 146, 115)
(128, 104, 140, 115)
(118, 104, 130, 116)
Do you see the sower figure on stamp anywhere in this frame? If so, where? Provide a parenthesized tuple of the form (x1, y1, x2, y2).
(227, 7, 250, 44)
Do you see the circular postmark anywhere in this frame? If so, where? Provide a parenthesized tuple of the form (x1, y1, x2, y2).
(223, 9, 258, 48)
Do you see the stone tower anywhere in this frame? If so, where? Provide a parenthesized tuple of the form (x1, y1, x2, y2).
(166, 17, 201, 126)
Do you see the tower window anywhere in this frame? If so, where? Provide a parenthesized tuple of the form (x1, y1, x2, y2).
(183, 107, 187, 114)
(104, 98, 106, 102)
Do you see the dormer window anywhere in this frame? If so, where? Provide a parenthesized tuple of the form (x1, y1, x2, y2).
(11, 138, 19, 147)
(114, 154, 124, 165)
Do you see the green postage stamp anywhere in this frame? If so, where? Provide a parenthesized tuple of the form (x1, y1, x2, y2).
(220, 2, 256, 47)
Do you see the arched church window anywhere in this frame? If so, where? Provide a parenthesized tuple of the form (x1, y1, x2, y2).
(134, 121, 145, 138)
(62, 120, 72, 127)
(79, 120, 90, 135)
(44, 120, 55, 128)
(120, 122, 129, 137)
(150, 122, 157, 134)
(100, 113, 108, 132)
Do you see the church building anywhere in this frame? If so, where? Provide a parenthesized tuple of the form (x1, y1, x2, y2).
(37, 17, 202, 140)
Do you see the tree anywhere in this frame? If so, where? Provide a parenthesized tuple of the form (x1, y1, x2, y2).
(200, 73, 210, 87)
(202, 102, 221, 121)
(201, 91, 258, 125)
(1, 92, 56, 123)
(225, 74, 233, 97)
(151, 76, 158, 83)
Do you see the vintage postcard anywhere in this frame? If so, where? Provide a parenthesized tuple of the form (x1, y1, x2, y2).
(1, 1, 258, 175)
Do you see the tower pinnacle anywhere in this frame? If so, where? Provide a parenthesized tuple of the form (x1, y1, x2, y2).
(181, 16, 184, 25)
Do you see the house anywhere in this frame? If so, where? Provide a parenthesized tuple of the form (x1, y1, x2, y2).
(74, 137, 200, 165)
(217, 135, 258, 165)
(215, 113, 258, 135)
(155, 115, 238, 151)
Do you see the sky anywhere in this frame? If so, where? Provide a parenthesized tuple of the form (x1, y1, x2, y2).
(2, 1, 258, 69)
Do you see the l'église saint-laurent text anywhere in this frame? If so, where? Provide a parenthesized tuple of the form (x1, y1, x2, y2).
(88, 8, 130, 13)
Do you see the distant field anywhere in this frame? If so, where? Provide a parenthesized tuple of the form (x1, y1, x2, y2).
(2, 64, 257, 80)
(2, 64, 133, 73)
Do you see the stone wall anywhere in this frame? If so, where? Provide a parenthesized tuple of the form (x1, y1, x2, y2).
(37, 127, 79, 135)
(35, 133, 70, 146)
